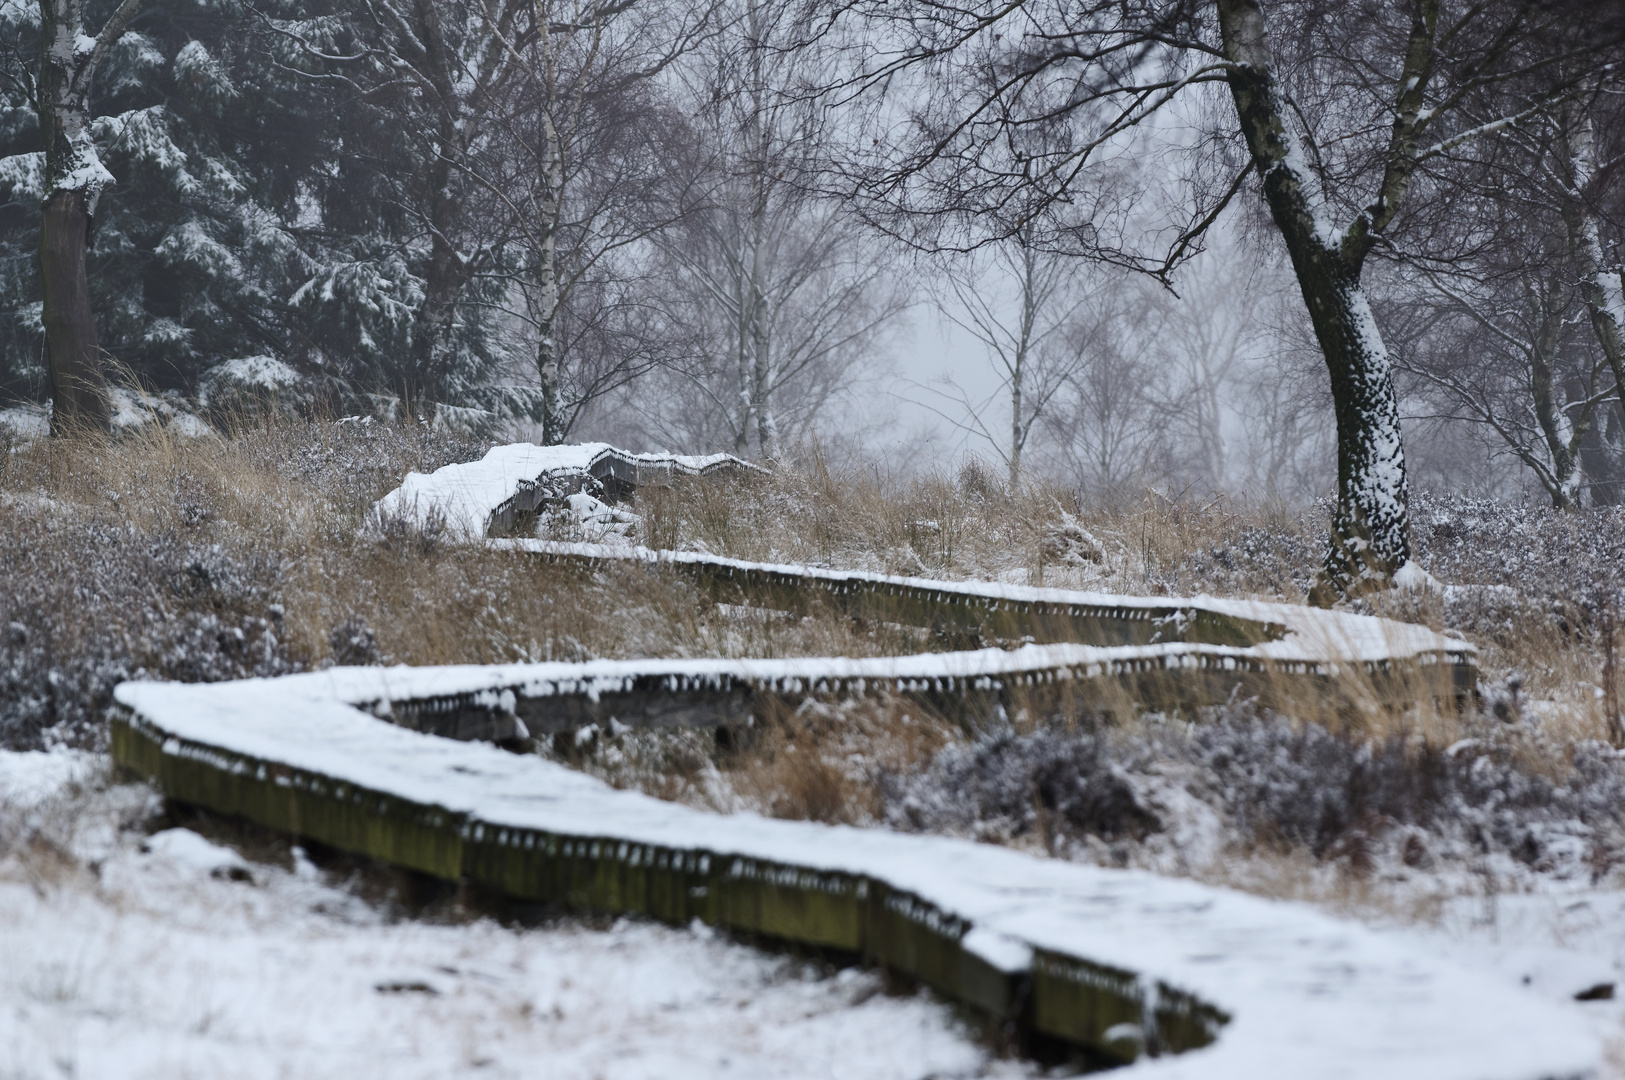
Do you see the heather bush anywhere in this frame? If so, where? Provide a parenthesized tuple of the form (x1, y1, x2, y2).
(878, 704, 1625, 885)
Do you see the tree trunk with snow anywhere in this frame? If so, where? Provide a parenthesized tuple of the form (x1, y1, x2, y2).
(533, 100, 565, 444)
(35, 0, 142, 436)
(733, 249, 753, 454)
(1528, 304, 1586, 511)
(748, 222, 776, 458)
(1218, 0, 1414, 601)
(743, 0, 778, 461)
(1555, 100, 1625, 426)
(536, 248, 561, 443)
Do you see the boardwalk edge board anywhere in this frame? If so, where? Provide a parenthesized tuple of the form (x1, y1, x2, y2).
(493, 539, 1477, 720)
(112, 674, 1595, 1080)
(173, 640, 1469, 747)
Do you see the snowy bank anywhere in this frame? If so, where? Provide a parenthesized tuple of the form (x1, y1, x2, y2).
(112, 676, 1594, 1078)
(373, 443, 758, 540)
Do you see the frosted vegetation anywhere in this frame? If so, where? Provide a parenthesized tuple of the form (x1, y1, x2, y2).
(0, 420, 1618, 913)
(2, 0, 1625, 1070)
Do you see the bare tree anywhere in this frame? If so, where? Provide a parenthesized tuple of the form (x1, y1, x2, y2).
(476, 0, 714, 441)
(1134, 233, 1282, 493)
(826, 0, 1625, 598)
(923, 219, 1094, 486)
(1552, 86, 1625, 426)
(1395, 236, 1617, 511)
(648, 0, 906, 457)
(1041, 284, 1161, 497)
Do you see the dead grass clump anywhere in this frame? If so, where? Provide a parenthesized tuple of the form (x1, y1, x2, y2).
(631, 459, 1625, 747)
(555, 694, 962, 826)
(633, 456, 1326, 600)
(0, 418, 492, 749)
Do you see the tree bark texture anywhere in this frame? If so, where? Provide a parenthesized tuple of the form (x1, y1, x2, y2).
(404, 0, 473, 406)
(1528, 308, 1584, 510)
(535, 218, 561, 443)
(35, 0, 140, 435)
(1556, 102, 1625, 426)
(1217, 0, 1412, 601)
(39, 188, 111, 434)
(744, 0, 777, 461)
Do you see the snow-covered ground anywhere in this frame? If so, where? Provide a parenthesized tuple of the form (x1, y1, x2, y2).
(0, 751, 1029, 1080)
(6, 747, 1625, 1079)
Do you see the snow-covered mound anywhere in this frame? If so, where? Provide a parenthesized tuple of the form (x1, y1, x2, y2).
(373, 443, 757, 540)
(113, 675, 1595, 1079)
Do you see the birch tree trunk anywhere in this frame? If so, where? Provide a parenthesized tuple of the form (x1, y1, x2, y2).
(749, 225, 777, 458)
(1007, 242, 1037, 488)
(744, 0, 778, 460)
(1555, 100, 1625, 425)
(734, 242, 753, 454)
(535, 213, 561, 442)
(1217, 0, 1414, 601)
(35, 0, 141, 436)
(1526, 302, 1588, 510)
(534, 100, 564, 443)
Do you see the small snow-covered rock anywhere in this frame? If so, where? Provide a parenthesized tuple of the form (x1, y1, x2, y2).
(139, 828, 253, 882)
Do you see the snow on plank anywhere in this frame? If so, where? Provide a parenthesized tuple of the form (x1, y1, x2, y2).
(503, 539, 1477, 702)
(160, 638, 1457, 746)
(373, 443, 758, 540)
(112, 673, 1594, 1079)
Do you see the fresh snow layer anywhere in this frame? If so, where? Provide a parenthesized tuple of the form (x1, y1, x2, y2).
(113, 679, 1595, 1080)
(507, 539, 1471, 668)
(374, 444, 750, 540)
(0, 747, 99, 809)
(0, 405, 49, 440)
(0, 755, 1022, 1080)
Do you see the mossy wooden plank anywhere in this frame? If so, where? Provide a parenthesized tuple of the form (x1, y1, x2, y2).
(111, 703, 1211, 1067)
(712, 856, 867, 951)
(1029, 950, 1146, 1057)
(114, 714, 465, 879)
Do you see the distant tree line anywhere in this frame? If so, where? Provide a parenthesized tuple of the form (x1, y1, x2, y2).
(0, 0, 895, 453)
(3, 0, 1625, 599)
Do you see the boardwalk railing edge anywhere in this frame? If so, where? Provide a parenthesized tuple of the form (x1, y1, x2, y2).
(495, 538, 1478, 708)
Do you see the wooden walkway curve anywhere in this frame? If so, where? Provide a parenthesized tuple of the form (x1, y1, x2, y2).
(103, 446, 1579, 1078)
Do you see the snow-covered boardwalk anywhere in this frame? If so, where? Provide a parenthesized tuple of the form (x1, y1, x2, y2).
(112, 673, 1595, 1078)
(508, 538, 1475, 682)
